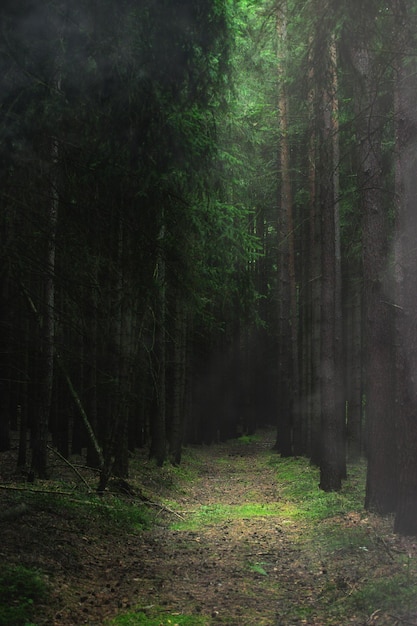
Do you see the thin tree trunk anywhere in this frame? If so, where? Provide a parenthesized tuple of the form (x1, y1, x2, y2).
(307, 41, 322, 466)
(276, 3, 300, 455)
(85, 261, 99, 468)
(318, 32, 343, 492)
(0, 263, 11, 452)
(345, 276, 363, 461)
(169, 297, 187, 465)
(150, 217, 167, 466)
(330, 37, 346, 480)
(31, 137, 59, 478)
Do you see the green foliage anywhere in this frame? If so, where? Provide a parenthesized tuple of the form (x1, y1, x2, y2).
(248, 562, 269, 576)
(19, 491, 152, 533)
(96, 497, 152, 531)
(0, 564, 47, 626)
(269, 456, 365, 521)
(347, 573, 417, 615)
(108, 609, 208, 625)
(236, 434, 261, 444)
(171, 501, 282, 531)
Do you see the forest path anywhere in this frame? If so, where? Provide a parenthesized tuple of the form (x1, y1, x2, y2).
(130, 431, 326, 625)
(8, 429, 411, 625)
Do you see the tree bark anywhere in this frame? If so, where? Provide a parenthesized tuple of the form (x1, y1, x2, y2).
(150, 217, 167, 466)
(318, 32, 344, 491)
(350, 21, 397, 512)
(275, 2, 298, 455)
(391, 0, 417, 534)
(169, 297, 188, 465)
(31, 137, 59, 478)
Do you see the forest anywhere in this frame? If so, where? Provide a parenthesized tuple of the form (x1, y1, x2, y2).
(1, 0, 417, 549)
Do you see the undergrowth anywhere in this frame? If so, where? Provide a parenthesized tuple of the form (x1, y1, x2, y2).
(166, 446, 417, 623)
(269, 456, 366, 521)
(7, 488, 152, 534)
(0, 563, 47, 626)
(171, 502, 282, 530)
(108, 609, 208, 625)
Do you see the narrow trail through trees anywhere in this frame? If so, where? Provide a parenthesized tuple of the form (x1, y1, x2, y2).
(127, 431, 415, 626)
(3, 430, 415, 625)
(135, 430, 318, 625)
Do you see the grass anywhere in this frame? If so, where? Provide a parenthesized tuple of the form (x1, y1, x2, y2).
(171, 501, 283, 530)
(0, 563, 47, 626)
(166, 446, 417, 623)
(236, 434, 261, 445)
(130, 447, 201, 497)
(6, 436, 416, 626)
(108, 608, 209, 625)
(20, 489, 153, 532)
(171, 454, 366, 531)
(348, 572, 417, 614)
(269, 455, 366, 521)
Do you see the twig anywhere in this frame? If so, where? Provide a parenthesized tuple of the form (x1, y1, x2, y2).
(145, 501, 185, 520)
(0, 484, 76, 496)
(376, 534, 395, 561)
(385, 614, 416, 625)
(47, 444, 92, 491)
(71, 464, 101, 474)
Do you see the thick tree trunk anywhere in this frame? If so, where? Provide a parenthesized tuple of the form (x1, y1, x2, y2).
(350, 28, 397, 512)
(391, 0, 417, 534)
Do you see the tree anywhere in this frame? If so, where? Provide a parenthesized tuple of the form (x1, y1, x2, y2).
(275, 0, 300, 456)
(346, 1, 397, 513)
(312, 6, 345, 491)
(390, 0, 417, 535)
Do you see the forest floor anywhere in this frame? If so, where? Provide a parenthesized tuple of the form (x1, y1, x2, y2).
(1, 430, 417, 625)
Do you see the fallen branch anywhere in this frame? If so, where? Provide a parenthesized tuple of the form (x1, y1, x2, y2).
(145, 501, 185, 520)
(0, 484, 76, 496)
(0, 483, 178, 520)
(47, 444, 92, 492)
(20, 281, 104, 470)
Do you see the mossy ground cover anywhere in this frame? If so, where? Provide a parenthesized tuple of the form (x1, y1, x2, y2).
(109, 609, 209, 625)
(1, 431, 417, 625)
(0, 563, 47, 626)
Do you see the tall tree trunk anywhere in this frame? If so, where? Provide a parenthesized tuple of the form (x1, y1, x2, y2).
(391, 0, 417, 535)
(31, 137, 59, 478)
(275, 2, 300, 455)
(169, 297, 188, 465)
(317, 31, 344, 492)
(85, 261, 99, 468)
(307, 41, 322, 466)
(150, 217, 167, 466)
(344, 275, 363, 461)
(330, 37, 346, 481)
(350, 20, 397, 512)
(0, 261, 11, 452)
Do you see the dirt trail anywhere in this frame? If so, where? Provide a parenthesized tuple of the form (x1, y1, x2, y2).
(134, 431, 316, 625)
(3, 430, 415, 625)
